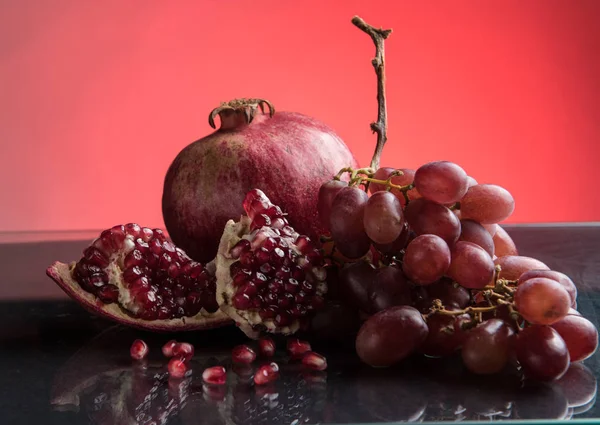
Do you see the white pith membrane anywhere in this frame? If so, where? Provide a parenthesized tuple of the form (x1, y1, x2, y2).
(47, 225, 231, 332)
(215, 214, 327, 339)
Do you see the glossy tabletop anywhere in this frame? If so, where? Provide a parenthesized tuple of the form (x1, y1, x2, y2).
(1, 224, 599, 424)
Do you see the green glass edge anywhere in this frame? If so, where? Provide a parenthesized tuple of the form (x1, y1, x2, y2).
(328, 420, 599, 425)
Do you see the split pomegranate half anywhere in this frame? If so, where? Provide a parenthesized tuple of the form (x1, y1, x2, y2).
(215, 189, 328, 338)
(47, 223, 231, 331)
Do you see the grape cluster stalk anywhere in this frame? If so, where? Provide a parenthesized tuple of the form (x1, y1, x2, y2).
(314, 15, 599, 382)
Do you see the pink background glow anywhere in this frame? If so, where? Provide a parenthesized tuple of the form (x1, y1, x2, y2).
(1, 0, 599, 232)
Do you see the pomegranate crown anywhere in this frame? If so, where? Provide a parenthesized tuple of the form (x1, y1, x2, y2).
(208, 98, 275, 129)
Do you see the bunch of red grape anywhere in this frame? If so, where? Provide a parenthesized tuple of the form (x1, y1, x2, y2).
(317, 161, 598, 381)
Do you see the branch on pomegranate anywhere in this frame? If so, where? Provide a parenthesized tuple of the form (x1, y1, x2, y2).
(351, 16, 392, 171)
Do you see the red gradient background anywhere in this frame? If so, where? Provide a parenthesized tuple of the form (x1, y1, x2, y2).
(1, 0, 599, 233)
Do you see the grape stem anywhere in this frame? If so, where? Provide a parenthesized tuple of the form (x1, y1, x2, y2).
(425, 300, 498, 318)
(351, 16, 392, 171)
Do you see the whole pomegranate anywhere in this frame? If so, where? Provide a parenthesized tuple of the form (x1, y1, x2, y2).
(162, 98, 358, 263)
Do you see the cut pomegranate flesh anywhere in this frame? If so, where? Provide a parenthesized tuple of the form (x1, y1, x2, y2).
(215, 189, 327, 338)
(46, 223, 231, 332)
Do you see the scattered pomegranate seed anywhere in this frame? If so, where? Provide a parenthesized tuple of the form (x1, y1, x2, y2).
(162, 339, 177, 357)
(254, 362, 280, 385)
(168, 357, 188, 379)
(258, 337, 276, 357)
(172, 342, 194, 362)
(232, 345, 257, 364)
(302, 351, 327, 371)
(287, 338, 311, 357)
(130, 339, 149, 360)
(202, 366, 227, 385)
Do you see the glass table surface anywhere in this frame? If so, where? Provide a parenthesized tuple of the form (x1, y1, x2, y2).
(0, 224, 599, 424)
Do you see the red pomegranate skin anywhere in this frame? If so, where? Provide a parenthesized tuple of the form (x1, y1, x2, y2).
(162, 108, 358, 263)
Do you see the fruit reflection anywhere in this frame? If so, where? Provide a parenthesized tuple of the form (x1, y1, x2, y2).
(50, 326, 597, 424)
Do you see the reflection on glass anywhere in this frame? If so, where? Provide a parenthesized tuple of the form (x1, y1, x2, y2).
(50, 327, 597, 424)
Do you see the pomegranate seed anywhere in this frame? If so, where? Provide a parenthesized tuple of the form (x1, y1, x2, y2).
(259, 337, 276, 357)
(282, 225, 295, 236)
(97, 284, 119, 303)
(290, 305, 308, 317)
(252, 272, 268, 287)
(125, 223, 142, 237)
(233, 269, 251, 286)
(153, 228, 167, 241)
(275, 266, 291, 280)
(136, 290, 157, 310)
(270, 248, 285, 265)
(123, 266, 145, 283)
(157, 306, 171, 319)
(128, 276, 150, 295)
(259, 263, 274, 275)
(232, 293, 252, 310)
(252, 214, 271, 230)
(295, 235, 313, 254)
(162, 340, 177, 357)
(189, 263, 204, 278)
(262, 237, 278, 251)
(294, 291, 308, 303)
(168, 357, 188, 379)
(130, 339, 149, 360)
(256, 248, 271, 264)
(254, 362, 280, 385)
(291, 267, 305, 281)
(259, 307, 278, 319)
(123, 249, 146, 269)
(284, 278, 299, 293)
(172, 342, 194, 362)
(239, 282, 258, 297)
(83, 246, 109, 267)
(239, 251, 255, 267)
(231, 239, 251, 259)
(141, 227, 154, 242)
(302, 351, 327, 371)
(301, 281, 315, 293)
(267, 280, 284, 294)
(134, 238, 149, 252)
(163, 240, 176, 253)
(232, 345, 257, 364)
(271, 217, 286, 229)
(202, 366, 227, 385)
(287, 339, 311, 357)
(251, 229, 272, 249)
(265, 205, 283, 218)
(243, 189, 270, 219)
